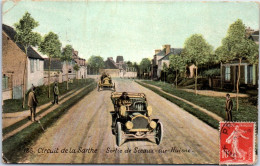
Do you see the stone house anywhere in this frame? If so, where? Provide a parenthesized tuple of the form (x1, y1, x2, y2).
(220, 29, 259, 90)
(2, 24, 44, 100)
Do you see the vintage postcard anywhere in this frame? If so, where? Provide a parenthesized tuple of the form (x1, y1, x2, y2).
(1, 0, 259, 164)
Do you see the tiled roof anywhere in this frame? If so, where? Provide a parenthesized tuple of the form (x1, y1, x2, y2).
(105, 58, 118, 69)
(159, 48, 183, 61)
(2, 24, 44, 60)
(44, 58, 62, 70)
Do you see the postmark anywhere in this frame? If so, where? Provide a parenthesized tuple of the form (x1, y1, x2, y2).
(219, 122, 255, 165)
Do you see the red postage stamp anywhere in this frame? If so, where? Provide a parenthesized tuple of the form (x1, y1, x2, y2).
(219, 122, 255, 165)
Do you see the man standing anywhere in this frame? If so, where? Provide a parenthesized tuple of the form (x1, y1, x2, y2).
(225, 93, 233, 121)
(28, 87, 38, 122)
(53, 82, 59, 104)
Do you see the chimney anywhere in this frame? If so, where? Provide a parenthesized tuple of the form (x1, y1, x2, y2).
(162, 45, 171, 55)
(155, 49, 161, 55)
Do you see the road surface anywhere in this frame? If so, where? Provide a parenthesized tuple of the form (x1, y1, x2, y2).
(20, 79, 219, 164)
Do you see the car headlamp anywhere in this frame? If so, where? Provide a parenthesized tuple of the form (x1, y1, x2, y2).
(125, 121, 133, 129)
(149, 121, 157, 129)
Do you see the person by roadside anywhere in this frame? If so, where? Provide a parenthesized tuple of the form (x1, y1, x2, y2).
(53, 82, 59, 105)
(28, 86, 38, 122)
(225, 93, 233, 121)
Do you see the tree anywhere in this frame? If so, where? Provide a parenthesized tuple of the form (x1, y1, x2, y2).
(139, 58, 151, 79)
(169, 54, 187, 88)
(14, 12, 41, 108)
(216, 19, 259, 111)
(61, 45, 73, 90)
(39, 32, 61, 97)
(184, 34, 213, 94)
(87, 56, 104, 75)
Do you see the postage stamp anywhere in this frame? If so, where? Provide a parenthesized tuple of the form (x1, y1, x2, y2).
(219, 122, 255, 165)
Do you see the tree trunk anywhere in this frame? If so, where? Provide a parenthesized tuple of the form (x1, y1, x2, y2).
(67, 62, 69, 90)
(236, 58, 242, 111)
(195, 64, 198, 95)
(48, 58, 51, 98)
(22, 48, 28, 108)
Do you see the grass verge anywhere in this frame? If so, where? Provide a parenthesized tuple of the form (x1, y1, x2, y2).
(136, 81, 219, 129)
(2, 82, 97, 163)
(2, 85, 88, 137)
(3, 79, 94, 113)
(141, 81, 258, 125)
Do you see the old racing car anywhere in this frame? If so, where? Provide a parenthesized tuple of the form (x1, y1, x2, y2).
(98, 74, 115, 91)
(110, 92, 163, 146)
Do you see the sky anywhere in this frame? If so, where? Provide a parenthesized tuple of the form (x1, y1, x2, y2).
(2, 1, 259, 63)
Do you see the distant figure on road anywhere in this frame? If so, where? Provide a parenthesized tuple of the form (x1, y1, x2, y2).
(100, 72, 107, 82)
(53, 82, 59, 105)
(225, 93, 233, 121)
(28, 86, 38, 122)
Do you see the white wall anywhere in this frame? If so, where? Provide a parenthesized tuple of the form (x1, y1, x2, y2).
(27, 58, 44, 90)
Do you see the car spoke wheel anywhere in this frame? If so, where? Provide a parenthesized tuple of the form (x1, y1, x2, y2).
(155, 122, 163, 145)
(116, 122, 122, 146)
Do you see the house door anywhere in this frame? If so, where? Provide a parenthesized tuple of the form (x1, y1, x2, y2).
(13, 85, 23, 99)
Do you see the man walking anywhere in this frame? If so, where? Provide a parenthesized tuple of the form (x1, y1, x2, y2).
(28, 86, 38, 122)
(225, 93, 233, 121)
(53, 82, 59, 105)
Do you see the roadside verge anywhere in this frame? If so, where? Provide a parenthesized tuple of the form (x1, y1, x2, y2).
(136, 81, 221, 129)
(2, 82, 97, 163)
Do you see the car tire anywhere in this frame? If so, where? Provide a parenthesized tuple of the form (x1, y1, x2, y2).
(155, 122, 163, 145)
(116, 122, 122, 146)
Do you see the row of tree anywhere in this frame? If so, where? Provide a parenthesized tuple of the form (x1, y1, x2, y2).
(161, 19, 258, 111)
(14, 12, 80, 107)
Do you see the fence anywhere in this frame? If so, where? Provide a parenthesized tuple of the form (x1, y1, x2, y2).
(44, 73, 76, 85)
(2, 76, 24, 100)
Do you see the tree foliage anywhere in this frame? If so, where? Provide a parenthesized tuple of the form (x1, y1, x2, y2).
(184, 34, 213, 93)
(14, 12, 41, 50)
(39, 32, 61, 58)
(184, 34, 213, 66)
(88, 55, 105, 70)
(169, 54, 187, 87)
(216, 19, 258, 63)
(61, 45, 73, 62)
(139, 58, 151, 74)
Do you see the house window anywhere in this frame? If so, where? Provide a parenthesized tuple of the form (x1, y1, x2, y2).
(36, 59, 40, 71)
(248, 65, 253, 84)
(68, 69, 72, 73)
(225, 66, 230, 81)
(30, 59, 34, 73)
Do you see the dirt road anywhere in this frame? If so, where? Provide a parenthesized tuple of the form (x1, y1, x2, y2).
(20, 79, 219, 164)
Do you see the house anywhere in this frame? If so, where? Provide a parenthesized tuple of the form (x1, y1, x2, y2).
(220, 29, 259, 90)
(2, 24, 44, 100)
(157, 48, 183, 78)
(44, 58, 76, 84)
(100, 57, 120, 77)
(221, 59, 258, 90)
(100, 56, 137, 78)
(151, 46, 168, 79)
(72, 50, 87, 79)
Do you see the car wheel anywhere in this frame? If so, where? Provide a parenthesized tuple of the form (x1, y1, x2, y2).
(116, 122, 122, 146)
(155, 122, 163, 145)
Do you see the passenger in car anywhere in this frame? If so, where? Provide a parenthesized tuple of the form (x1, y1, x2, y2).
(118, 92, 130, 106)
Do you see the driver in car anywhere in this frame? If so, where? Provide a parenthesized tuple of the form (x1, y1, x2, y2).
(118, 92, 131, 107)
